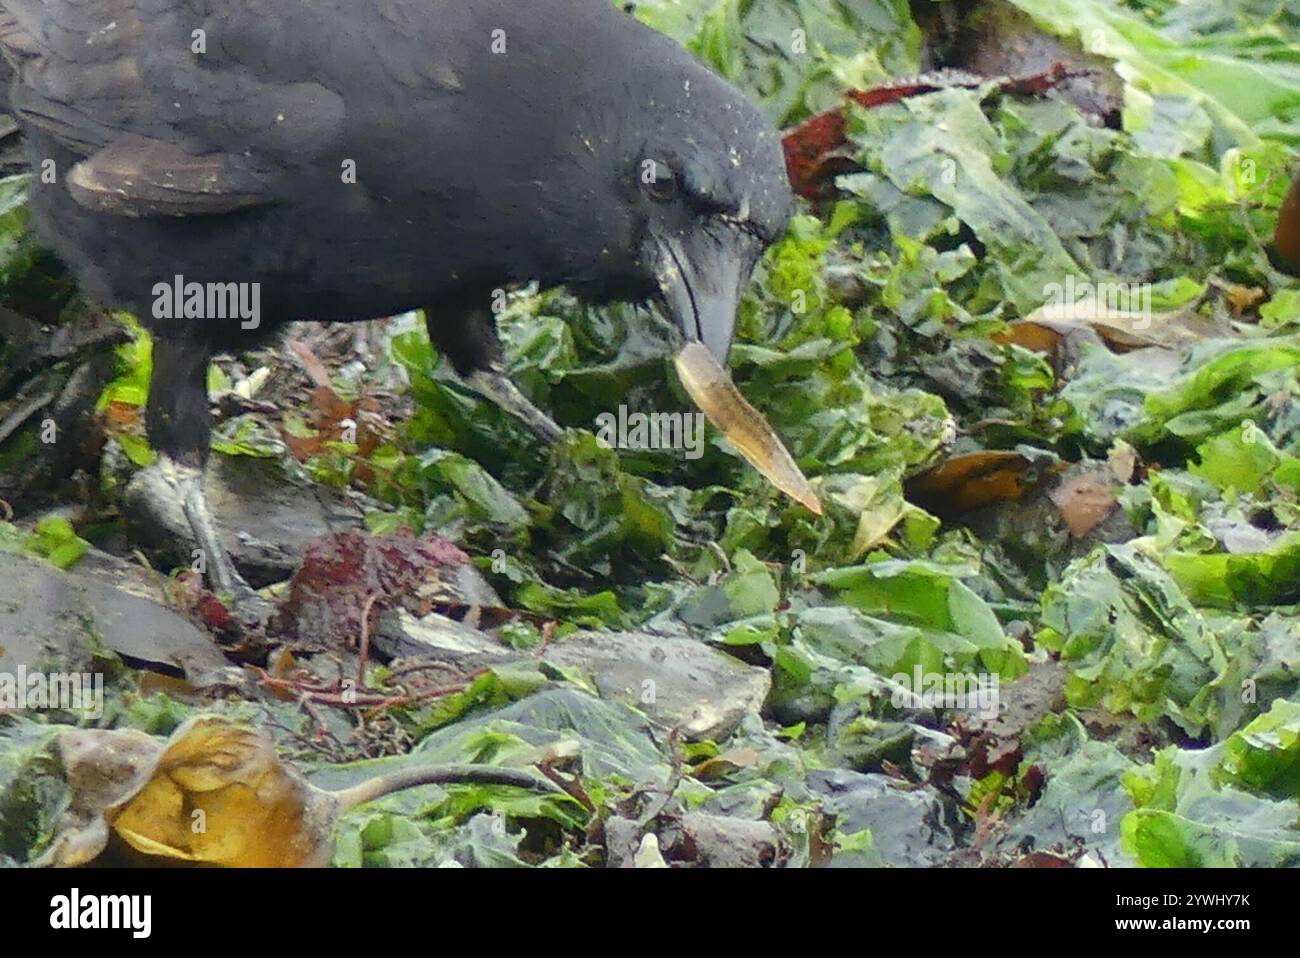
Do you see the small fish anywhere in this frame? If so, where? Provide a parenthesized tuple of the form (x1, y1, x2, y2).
(674, 341, 822, 515)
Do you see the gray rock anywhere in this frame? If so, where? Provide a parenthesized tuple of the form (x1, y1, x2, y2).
(543, 632, 770, 741)
(0, 552, 235, 686)
(662, 813, 785, 868)
(208, 456, 362, 583)
(603, 816, 643, 868)
(125, 453, 361, 586)
(807, 768, 959, 867)
(366, 624, 770, 742)
(371, 609, 515, 679)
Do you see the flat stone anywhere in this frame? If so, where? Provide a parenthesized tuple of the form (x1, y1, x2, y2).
(603, 816, 643, 868)
(542, 632, 770, 741)
(338, 620, 770, 742)
(124, 454, 510, 603)
(663, 813, 785, 867)
(125, 453, 361, 586)
(0, 551, 234, 685)
(375, 609, 508, 657)
(209, 456, 364, 583)
(807, 768, 959, 867)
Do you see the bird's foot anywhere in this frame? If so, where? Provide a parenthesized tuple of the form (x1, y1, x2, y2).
(215, 583, 277, 626)
(125, 455, 273, 624)
(465, 366, 563, 443)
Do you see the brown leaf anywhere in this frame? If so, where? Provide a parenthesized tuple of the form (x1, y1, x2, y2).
(102, 400, 143, 429)
(1274, 166, 1300, 275)
(1011, 851, 1074, 868)
(1222, 283, 1266, 317)
(1048, 464, 1119, 539)
(991, 320, 1071, 356)
(782, 110, 853, 200)
(282, 426, 324, 462)
(308, 384, 357, 434)
(998, 295, 1231, 362)
(781, 65, 1085, 198)
(691, 747, 760, 781)
(287, 340, 334, 390)
(905, 451, 1060, 518)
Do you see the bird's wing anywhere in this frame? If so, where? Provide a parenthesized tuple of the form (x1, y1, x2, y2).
(64, 134, 269, 216)
(0, 0, 346, 217)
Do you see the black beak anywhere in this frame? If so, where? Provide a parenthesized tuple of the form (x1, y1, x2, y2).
(656, 222, 760, 365)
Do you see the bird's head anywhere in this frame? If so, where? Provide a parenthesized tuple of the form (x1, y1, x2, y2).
(631, 93, 793, 364)
(550, 23, 793, 365)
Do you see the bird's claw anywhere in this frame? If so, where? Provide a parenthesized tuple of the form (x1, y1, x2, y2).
(126, 455, 274, 620)
(219, 584, 277, 626)
(465, 367, 564, 443)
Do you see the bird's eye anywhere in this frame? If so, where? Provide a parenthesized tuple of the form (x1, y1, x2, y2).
(641, 158, 677, 202)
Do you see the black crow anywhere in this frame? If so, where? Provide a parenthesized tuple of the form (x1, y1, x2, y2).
(0, 0, 793, 608)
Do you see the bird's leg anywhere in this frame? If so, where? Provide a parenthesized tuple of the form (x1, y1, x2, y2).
(463, 366, 562, 443)
(130, 454, 247, 595)
(131, 332, 269, 618)
(424, 295, 563, 443)
(174, 460, 246, 597)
